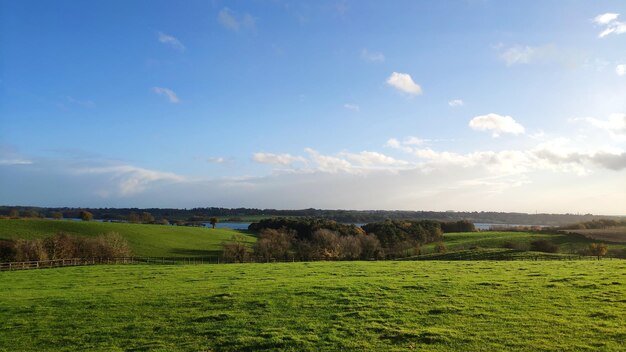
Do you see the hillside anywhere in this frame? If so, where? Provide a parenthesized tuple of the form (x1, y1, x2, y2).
(421, 231, 626, 254)
(0, 219, 256, 258)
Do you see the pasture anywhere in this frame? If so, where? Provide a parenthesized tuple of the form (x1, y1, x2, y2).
(421, 230, 626, 254)
(1, 260, 625, 351)
(0, 219, 255, 258)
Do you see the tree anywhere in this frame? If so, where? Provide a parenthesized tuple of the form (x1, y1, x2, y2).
(530, 240, 558, 253)
(253, 229, 294, 261)
(128, 212, 141, 223)
(588, 243, 608, 260)
(209, 217, 219, 229)
(141, 212, 155, 223)
(435, 242, 447, 254)
(51, 212, 63, 220)
(79, 210, 93, 221)
(222, 234, 249, 263)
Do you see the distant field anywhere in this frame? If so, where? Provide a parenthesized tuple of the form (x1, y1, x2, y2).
(408, 248, 580, 261)
(0, 219, 256, 257)
(422, 231, 626, 254)
(565, 228, 626, 243)
(1, 261, 625, 351)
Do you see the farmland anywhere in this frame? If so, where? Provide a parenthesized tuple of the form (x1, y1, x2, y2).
(1, 260, 625, 351)
(0, 219, 255, 258)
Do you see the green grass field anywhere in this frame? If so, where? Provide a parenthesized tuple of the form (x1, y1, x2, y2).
(0, 219, 255, 257)
(3, 220, 625, 261)
(1, 261, 625, 351)
(422, 231, 626, 254)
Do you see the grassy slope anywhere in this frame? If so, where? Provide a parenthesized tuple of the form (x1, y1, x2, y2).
(423, 231, 626, 254)
(0, 219, 256, 257)
(407, 248, 579, 260)
(1, 261, 625, 351)
(567, 228, 626, 243)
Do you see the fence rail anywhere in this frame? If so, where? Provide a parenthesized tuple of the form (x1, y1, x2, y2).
(0, 254, 621, 272)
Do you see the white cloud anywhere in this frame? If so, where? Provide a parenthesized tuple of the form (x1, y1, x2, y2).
(158, 32, 185, 51)
(207, 157, 226, 164)
(0, 159, 32, 165)
(617, 64, 626, 76)
(152, 87, 180, 103)
(593, 13, 626, 38)
(385, 138, 401, 149)
(77, 165, 185, 196)
(594, 13, 619, 25)
(340, 151, 409, 168)
(469, 113, 525, 137)
(361, 49, 385, 62)
(343, 103, 360, 112)
(304, 148, 353, 173)
(404, 136, 425, 145)
(218, 8, 256, 32)
(498, 44, 557, 66)
(252, 152, 304, 166)
(448, 99, 464, 107)
(574, 114, 626, 136)
(386, 72, 422, 95)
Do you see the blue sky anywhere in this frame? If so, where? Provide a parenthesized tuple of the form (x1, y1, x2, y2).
(1, 0, 625, 214)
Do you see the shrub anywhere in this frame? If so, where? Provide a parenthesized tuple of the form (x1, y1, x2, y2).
(358, 233, 384, 259)
(530, 240, 558, 253)
(222, 234, 250, 263)
(434, 242, 447, 254)
(254, 229, 295, 261)
(311, 229, 342, 259)
(339, 235, 362, 260)
(587, 243, 608, 260)
(44, 233, 77, 259)
(0, 240, 16, 262)
(13, 239, 48, 261)
(79, 210, 93, 221)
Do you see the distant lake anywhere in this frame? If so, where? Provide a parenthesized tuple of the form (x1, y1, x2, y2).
(203, 222, 251, 230)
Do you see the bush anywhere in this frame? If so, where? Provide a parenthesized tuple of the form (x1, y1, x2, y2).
(587, 243, 608, 260)
(254, 229, 295, 261)
(222, 234, 250, 263)
(339, 235, 362, 260)
(14, 239, 48, 261)
(530, 240, 558, 253)
(1, 233, 133, 262)
(79, 210, 93, 221)
(357, 233, 384, 259)
(434, 242, 447, 254)
(311, 229, 342, 259)
(44, 233, 77, 259)
(0, 240, 17, 262)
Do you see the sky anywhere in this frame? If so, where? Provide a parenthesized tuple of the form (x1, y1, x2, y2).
(1, 0, 625, 215)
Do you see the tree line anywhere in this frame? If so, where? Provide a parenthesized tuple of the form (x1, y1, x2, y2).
(0, 233, 132, 262)
(2, 206, 623, 226)
(218, 218, 472, 262)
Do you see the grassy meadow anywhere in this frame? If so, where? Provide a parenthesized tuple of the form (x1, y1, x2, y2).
(0, 219, 255, 258)
(1, 260, 625, 351)
(422, 230, 626, 254)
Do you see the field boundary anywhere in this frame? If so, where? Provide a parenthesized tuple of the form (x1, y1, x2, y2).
(1, 254, 621, 271)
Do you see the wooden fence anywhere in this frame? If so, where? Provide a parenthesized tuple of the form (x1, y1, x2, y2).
(0, 254, 620, 272)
